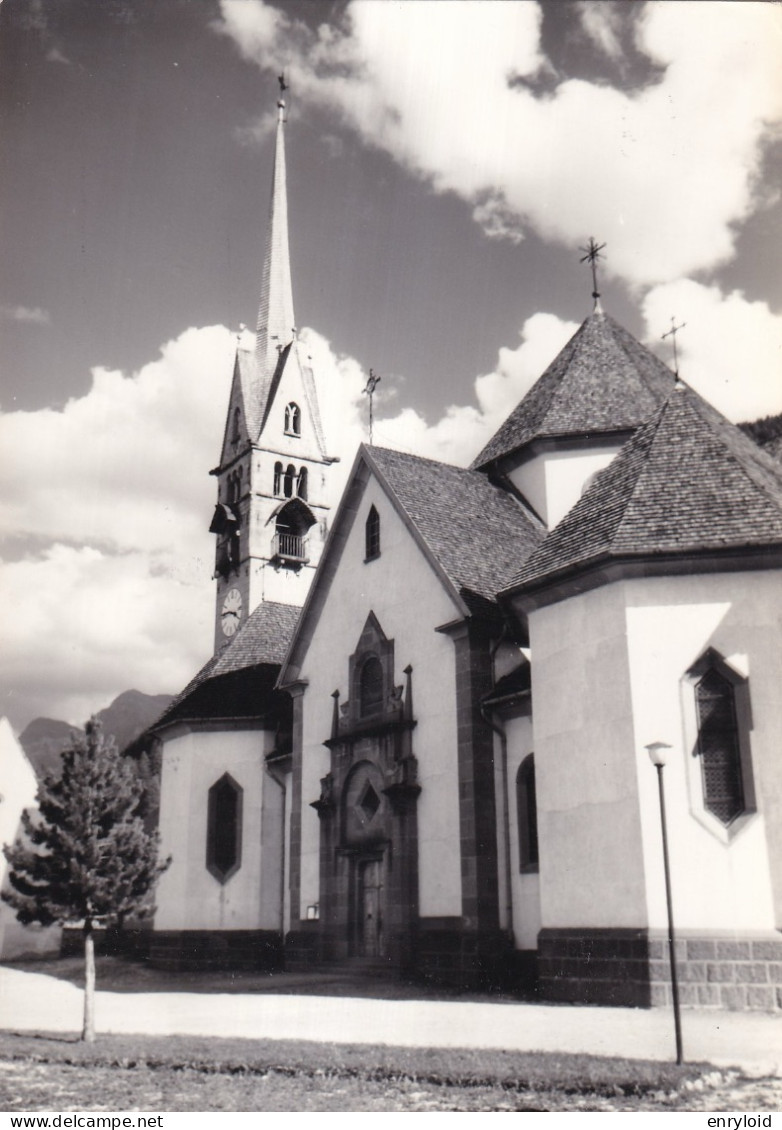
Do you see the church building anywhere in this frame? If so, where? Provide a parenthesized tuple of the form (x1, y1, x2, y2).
(146, 91, 782, 1011)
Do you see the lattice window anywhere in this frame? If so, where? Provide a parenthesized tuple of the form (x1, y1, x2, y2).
(695, 668, 745, 825)
(365, 505, 380, 561)
(516, 755, 539, 871)
(206, 773, 243, 882)
(359, 656, 384, 717)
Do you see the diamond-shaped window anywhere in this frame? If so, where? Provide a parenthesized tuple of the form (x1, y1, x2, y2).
(357, 782, 381, 822)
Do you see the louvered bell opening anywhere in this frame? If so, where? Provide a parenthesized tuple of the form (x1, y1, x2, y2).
(696, 669, 744, 825)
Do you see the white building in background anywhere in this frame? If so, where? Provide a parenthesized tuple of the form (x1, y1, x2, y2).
(0, 717, 61, 959)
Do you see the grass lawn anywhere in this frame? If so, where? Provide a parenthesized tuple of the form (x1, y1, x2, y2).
(0, 1031, 779, 1112)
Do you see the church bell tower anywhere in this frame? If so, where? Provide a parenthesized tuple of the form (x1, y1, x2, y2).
(210, 81, 336, 652)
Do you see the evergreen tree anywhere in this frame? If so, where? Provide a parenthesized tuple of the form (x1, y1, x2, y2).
(2, 718, 170, 1042)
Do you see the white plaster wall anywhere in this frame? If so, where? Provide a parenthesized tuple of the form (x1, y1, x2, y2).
(528, 586, 649, 928)
(0, 718, 61, 957)
(296, 476, 464, 921)
(154, 726, 279, 931)
(508, 443, 622, 529)
(503, 713, 541, 949)
(625, 570, 782, 933)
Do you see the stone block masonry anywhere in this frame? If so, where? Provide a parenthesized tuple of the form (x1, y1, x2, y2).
(539, 929, 782, 1011)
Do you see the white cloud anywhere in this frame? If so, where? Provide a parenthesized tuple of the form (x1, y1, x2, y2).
(1, 305, 50, 325)
(216, 0, 782, 288)
(0, 326, 236, 729)
(641, 281, 782, 422)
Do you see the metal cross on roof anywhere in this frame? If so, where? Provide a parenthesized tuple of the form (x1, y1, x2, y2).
(662, 316, 686, 379)
(363, 369, 382, 446)
(277, 72, 288, 116)
(579, 238, 606, 310)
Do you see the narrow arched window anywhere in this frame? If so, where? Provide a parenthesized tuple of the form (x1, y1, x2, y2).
(695, 668, 745, 825)
(297, 466, 308, 500)
(283, 463, 295, 498)
(365, 505, 380, 561)
(206, 773, 243, 882)
(359, 656, 384, 718)
(273, 461, 283, 495)
(284, 402, 301, 436)
(516, 755, 539, 872)
(231, 406, 241, 443)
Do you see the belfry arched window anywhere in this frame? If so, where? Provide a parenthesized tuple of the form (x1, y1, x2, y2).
(296, 466, 308, 500)
(273, 461, 283, 496)
(516, 755, 539, 872)
(284, 402, 301, 436)
(206, 773, 243, 883)
(359, 656, 384, 718)
(365, 505, 380, 561)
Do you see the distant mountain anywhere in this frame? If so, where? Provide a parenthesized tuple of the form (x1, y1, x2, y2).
(18, 690, 173, 780)
(16, 717, 76, 781)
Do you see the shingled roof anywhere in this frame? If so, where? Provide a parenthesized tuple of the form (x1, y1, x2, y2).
(150, 600, 300, 731)
(472, 311, 675, 471)
(503, 383, 782, 599)
(367, 445, 544, 615)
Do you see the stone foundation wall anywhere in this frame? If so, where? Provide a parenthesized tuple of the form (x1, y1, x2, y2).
(538, 928, 782, 1011)
(149, 929, 282, 972)
(649, 935, 782, 1012)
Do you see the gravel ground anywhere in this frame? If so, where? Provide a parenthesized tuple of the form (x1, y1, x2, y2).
(1, 1059, 781, 1112)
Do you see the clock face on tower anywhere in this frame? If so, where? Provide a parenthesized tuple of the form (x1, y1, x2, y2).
(221, 588, 243, 637)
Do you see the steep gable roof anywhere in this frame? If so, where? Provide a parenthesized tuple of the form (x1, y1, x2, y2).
(367, 446, 544, 614)
(503, 383, 782, 599)
(150, 601, 300, 731)
(472, 311, 675, 470)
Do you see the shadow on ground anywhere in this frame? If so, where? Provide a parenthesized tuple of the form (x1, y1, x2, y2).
(3, 954, 537, 1004)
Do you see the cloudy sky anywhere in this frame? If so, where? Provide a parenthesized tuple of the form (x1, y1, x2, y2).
(1, 0, 781, 732)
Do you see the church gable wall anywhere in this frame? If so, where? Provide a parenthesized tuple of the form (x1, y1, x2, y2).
(624, 569, 782, 936)
(294, 476, 464, 930)
(154, 726, 279, 933)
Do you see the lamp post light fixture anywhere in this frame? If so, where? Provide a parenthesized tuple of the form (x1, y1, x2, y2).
(645, 740, 684, 1065)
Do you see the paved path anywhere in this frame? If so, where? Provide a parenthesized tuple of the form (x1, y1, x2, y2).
(1, 967, 779, 1074)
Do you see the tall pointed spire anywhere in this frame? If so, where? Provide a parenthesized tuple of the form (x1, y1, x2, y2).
(255, 76, 295, 370)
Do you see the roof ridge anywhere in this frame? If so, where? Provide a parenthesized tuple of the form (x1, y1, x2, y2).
(609, 394, 676, 548)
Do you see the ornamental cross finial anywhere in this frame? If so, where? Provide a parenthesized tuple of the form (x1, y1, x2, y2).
(363, 369, 382, 446)
(277, 72, 288, 117)
(662, 316, 687, 380)
(579, 237, 606, 311)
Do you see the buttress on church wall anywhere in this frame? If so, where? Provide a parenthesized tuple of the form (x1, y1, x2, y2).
(529, 584, 649, 930)
(295, 476, 464, 924)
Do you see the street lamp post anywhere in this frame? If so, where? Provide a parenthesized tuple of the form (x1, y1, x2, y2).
(645, 741, 684, 1066)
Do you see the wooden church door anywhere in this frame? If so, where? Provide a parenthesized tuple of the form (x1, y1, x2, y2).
(358, 858, 384, 958)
